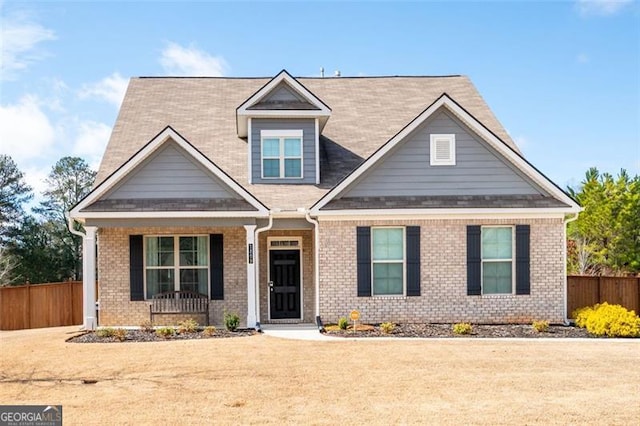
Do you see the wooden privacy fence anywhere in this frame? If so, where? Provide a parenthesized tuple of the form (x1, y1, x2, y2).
(567, 275, 640, 318)
(0, 281, 83, 330)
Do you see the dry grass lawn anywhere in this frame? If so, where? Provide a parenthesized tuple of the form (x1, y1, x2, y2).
(1, 327, 639, 425)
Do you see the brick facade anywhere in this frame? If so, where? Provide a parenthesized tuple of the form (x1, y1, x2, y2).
(96, 217, 565, 327)
(317, 217, 565, 324)
(97, 226, 247, 327)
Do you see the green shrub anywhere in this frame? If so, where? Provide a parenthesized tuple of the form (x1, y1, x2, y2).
(452, 322, 472, 335)
(338, 317, 349, 330)
(96, 327, 116, 338)
(574, 303, 640, 337)
(203, 326, 217, 336)
(139, 320, 154, 333)
(177, 318, 199, 334)
(113, 328, 127, 341)
(224, 312, 240, 331)
(380, 322, 395, 334)
(156, 327, 175, 338)
(532, 320, 550, 333)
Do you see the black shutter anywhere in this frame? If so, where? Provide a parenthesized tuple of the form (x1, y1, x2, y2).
(515, 225, 531, 295)
(129, 235, 144, 301)
(406, 226, 421, 296)
(210, 234, 224, 300)
(356, 227, 372, 297)
(467, 226, 482, 296)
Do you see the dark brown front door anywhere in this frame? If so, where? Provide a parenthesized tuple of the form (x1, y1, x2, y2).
(269, 250, 301, 319)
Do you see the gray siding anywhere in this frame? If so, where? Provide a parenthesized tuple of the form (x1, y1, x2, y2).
(105, 142, 240, 199)
(343, 110, 547, 198)
(264, 84, 304, 103)
(251, 118, 316, 184)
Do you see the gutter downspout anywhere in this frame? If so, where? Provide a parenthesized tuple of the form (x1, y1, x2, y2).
(253, 212, 274, 327)
(563, 212, 580, 325)
(304, 211, 320, 328)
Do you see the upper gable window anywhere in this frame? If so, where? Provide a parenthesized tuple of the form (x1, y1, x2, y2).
(430, 134, 456, 166)
(261, 130, 303, 179)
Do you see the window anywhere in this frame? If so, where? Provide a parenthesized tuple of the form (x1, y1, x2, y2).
(481, 226, 514, 294)
(145, 236, 209, 298)
(430, 134, 455, 165)
(372, 227, 405, 296)
(261, 130, 303, 178)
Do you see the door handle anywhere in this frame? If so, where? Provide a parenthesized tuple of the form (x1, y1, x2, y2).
(268, 281, 274, 292)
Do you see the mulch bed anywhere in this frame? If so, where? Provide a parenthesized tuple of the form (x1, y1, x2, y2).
(68, 328, 256, 343)
(323, 323, 594, 338)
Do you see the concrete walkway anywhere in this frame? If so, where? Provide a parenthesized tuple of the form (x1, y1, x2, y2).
(260, 323, 335, 341)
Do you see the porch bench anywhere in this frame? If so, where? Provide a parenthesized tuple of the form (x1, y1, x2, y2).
(149, 290, 209, 326)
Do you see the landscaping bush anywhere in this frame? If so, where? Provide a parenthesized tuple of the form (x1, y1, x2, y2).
(178, 318, 199, 334)
(573, 303, 640, 337)
(452, 322, 473, 335)
(532, 320, 550, 333)
(203, 326, 217, 336)
(96, 327, 116, 338)
(139, 320, 154, 333)
(156, 327, 175, 338)
(380, 322, 395, 334)
(113, 328, 127, 341)
(338, 317, 349, 330)
(224, 312, 240, 331)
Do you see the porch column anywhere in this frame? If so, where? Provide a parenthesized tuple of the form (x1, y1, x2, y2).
(244, 225, 257, 327)
(83, 226, 98, 330)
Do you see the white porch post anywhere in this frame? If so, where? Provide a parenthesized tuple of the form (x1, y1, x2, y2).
(83, 226, 98, 330)
(244, 225, 257, 327)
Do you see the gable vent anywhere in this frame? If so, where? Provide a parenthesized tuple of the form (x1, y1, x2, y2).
(430, 134, 456, 166)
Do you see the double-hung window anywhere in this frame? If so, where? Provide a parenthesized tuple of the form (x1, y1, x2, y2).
(261, 130, 303, 179)
(481, 226, 514, 294)
(372, 227, 405, 296)
(145, 236, 209, 298)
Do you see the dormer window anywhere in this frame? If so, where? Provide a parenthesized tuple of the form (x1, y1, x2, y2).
(430, 134, 456, 166)
(261, 130, 303, 179)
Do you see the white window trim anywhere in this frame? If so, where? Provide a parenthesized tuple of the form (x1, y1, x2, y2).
(260, 130, 304, 179)
(371, 227, 406, 297)
(143, 235, 210, 299)
(430, 133, 456, 166)
(480, 225, 515, 295)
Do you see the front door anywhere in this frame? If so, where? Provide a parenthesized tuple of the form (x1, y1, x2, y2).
(269, 250, 301, 319)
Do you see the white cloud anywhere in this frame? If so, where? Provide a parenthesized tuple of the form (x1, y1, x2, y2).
(72, 121, 111, 169)
(0, 10, 56, 80)
(577, 53, 590, 63)
(78, 72, 129, 107)
(0, 95, 55, 162)
(160, 42, 228, 76)
(576, 0, 633, 16)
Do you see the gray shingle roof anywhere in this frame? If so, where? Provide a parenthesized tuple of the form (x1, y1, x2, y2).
(322, 195, 569, 210)
(97, 75, 518, 210)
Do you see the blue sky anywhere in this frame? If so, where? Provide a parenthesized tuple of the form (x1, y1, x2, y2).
(1, 0, 638, 203)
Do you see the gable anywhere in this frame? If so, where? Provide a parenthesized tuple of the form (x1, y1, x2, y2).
(236, 70, 331, 138)
(248, 82, 318, 110)
(311, 94, 580, 213)
(103, 141, 239, 200)
(70, 126, 269, 218)
(342, 109, 545, 198)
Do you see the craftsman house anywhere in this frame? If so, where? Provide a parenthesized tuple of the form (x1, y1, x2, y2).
(69, 70, 580, 329)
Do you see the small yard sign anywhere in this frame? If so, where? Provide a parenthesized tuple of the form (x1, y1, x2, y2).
(350, 310, 360, 321)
